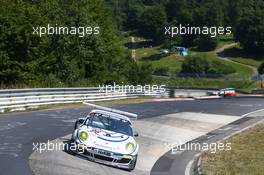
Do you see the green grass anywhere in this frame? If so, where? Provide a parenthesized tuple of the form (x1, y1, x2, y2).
(137, 47, 184, 75)
(229, 57, 262, 68)
(95, 96, 155, 105)
(136, 46, 160, 59)
(147, 54, 184, 75)
(132, 35, 258, 91)
(190, 52, 254, 79)
(222, 46, 264, 68)
(137, 48, 256, 91)
(215, 34, 234, 49)
(136, 43, 254, 79)
(201, 123, 264, 175)
(226, 61, 254, 79)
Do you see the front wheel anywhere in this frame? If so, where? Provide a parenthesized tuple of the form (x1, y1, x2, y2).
(128, 155, 137, 171)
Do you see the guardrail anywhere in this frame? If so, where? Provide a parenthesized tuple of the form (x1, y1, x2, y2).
(0, 87, 217, 113)
(0, 87, 162, 113)
(252, 89, 264, 94)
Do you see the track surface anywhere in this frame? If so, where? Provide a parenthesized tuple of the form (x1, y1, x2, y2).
(29, 112, 239, 175)
(1, 97, 264, 175)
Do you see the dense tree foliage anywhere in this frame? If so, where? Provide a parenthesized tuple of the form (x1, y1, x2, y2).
(107, 0, 264, 52)
(258, 62, 264, 75)
(235, 0, 264, 52)
(0, 0, 152, 87)
(1, 0, 264, 87)
(138, 5, 167, 42)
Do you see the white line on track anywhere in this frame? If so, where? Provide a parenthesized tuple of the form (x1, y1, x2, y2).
(241, 108, 264, 117)
(185, 153, 201, 175)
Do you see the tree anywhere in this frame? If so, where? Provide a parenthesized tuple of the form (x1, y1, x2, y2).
(180, 55, 235, 76)
(235, 0, 264, 53)
(226, 0, 243, 33)
(0, 0, 153, 87)
(123, 1, 144, 31)
(181, 56, 210, 75)
(196, 35, 218, 51)
(0, 0, 49, 85)
(125, 62, 153, 84)
(258, 62, 264, 75)
(258, 62, 264, 88)
(138, 5, 167, 42)
(165, 0, 192, 23)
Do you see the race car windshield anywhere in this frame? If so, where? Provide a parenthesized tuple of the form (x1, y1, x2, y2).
(86, 113, 133, 136)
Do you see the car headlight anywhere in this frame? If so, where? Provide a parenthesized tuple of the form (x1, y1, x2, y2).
(79, 131, 88, 141)
(126, 142, 135, 154)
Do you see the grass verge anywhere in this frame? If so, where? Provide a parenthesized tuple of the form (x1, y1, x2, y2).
(95, 96, 155, 105)
(201, 122, 264, 175)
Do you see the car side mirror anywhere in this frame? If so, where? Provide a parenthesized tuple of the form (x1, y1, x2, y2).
(134, 132, 139, 137)
(78, 118, 85, 124)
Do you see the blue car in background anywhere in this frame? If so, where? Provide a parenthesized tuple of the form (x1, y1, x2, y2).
(172, 46, 188, 56)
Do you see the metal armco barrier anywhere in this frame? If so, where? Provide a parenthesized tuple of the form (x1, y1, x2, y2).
(0, 87, 215, 113)
(0, 87, 162, 112)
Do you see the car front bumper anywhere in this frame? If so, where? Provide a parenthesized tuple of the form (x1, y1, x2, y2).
(70, 142, 136, 169)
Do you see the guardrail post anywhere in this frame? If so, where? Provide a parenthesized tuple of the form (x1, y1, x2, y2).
(169, 89, 175, 98)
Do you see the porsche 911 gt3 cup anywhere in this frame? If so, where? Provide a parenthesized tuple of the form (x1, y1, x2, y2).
(70, 109, 139, 171)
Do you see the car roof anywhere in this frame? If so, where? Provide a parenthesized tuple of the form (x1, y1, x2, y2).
(89, 109, 131, 123)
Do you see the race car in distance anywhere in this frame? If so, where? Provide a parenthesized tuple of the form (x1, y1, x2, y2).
(219, 88, 236, 97)
(70, 109, 139, 171)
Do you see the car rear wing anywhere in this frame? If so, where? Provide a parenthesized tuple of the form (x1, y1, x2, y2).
(82, 102, 138, 119)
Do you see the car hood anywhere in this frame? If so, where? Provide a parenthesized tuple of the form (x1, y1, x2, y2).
(78, 125, 136, 154)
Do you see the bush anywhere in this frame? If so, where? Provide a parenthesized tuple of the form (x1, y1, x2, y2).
(180, 55, 235, 76)
(258, 62, 264, 75)
(196, 35, 218, 51)
(153, 67, 169, 76)
(126, 62, 153, 84)
(181, 56, 210, 75)
(137, 62, 153, 84)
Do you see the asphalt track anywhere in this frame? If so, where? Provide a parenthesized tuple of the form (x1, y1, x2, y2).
(1, 97, 264, 175)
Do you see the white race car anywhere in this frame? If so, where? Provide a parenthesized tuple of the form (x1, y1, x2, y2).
(70, 109, 139, 171)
